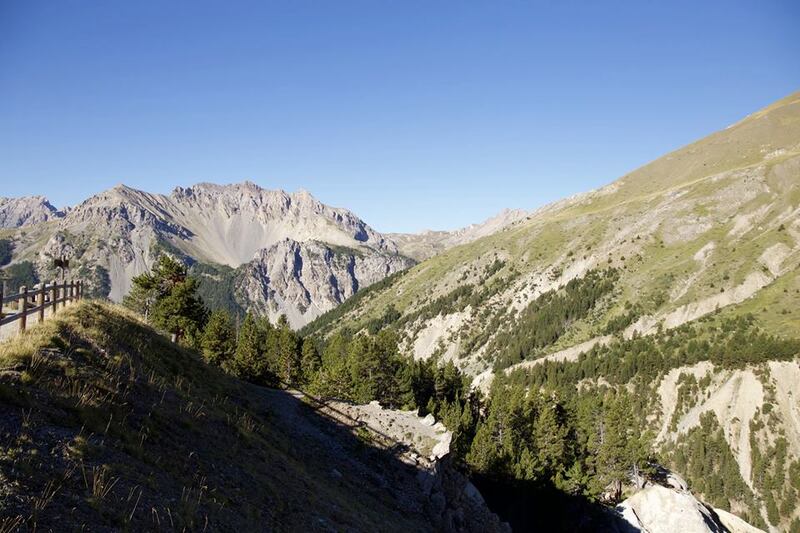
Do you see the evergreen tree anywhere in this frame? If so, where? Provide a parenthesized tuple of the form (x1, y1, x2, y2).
(150, 276, 208, 344)
(300, 338, 321, 382)
(0, 238, 13, 266)
(275, 315, 301, 384)
(233, 313, 271, 384)
(3, 261, 39, 293)
(594, 393, 647, 501)
(124, 255, 207, 343)
(533, 398, 569, 478)
(201, 310, 236, 366)
(310, 331, 354, 399)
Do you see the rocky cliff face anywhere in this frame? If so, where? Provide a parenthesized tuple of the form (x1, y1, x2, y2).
(168, 182, 400, 266)
(2, 182, 414, 326)
(237, 239, 412, 328)
(0, 196, 63, 228)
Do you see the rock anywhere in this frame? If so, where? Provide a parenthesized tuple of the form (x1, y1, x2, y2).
(421, 414, 436, 426)
(462, 481, 486, 506)
(431, 432, 452, 460)
(616, 484, 761, 533)
(429, 489, 446, 516)
(237, 238, 412, 328)
(665, 472, 688, 491)
(713, 507, 766, 533)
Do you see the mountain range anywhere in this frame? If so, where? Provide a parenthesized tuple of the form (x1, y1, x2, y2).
(2, 91, 800, 531)
(0, 182, 523, 328)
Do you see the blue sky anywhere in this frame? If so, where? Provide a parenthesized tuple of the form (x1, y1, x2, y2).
(0, 1, 798, 233)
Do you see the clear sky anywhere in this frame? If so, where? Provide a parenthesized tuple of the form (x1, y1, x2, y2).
(0, 1, 798, 233)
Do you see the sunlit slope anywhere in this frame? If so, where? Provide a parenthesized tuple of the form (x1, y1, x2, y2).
(303, 91, 800, 375)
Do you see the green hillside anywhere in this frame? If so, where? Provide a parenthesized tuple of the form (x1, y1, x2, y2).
(303, 92, 800, 369)
(302, 91, 800, 531)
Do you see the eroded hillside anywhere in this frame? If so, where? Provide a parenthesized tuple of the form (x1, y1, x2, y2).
(301, 91, 800, 531)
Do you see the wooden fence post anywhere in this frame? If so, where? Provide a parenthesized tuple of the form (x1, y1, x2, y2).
(19, 285, 27, 332)
(38, 283, 45, 323)
(0, 281, 4, 319)
(75, 280, 81, 301)
(51, 280, 58, 314)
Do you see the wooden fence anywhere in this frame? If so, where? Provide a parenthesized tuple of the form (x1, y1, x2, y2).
(0, 280, 83, 335)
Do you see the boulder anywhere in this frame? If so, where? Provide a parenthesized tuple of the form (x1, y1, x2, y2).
(616, 484, 763, 533)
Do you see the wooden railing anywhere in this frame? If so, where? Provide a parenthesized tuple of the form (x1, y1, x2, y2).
(0, 280, 83, 335)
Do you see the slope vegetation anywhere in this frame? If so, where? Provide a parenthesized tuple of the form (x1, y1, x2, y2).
(0, 301, 497, 531)
(302, 91, 800, 530)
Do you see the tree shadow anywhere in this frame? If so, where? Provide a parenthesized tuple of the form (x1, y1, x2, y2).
(468, 474, 638, 532)
(250, 383, 509, 532)
(260, 383, 642, 532)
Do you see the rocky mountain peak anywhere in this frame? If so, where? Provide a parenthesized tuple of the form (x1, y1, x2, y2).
(3, 180, 417, 327)
(0, 195, 63, 228)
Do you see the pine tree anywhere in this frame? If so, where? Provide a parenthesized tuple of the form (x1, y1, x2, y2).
(201, 310, 236, 366)
(275, 315, 300, 384)
(309, 331, 354, 399)
(396, 362, 419, 410)
(151, 276, 208, 344)
(533, 398, 569, 478)
(300, 338, 321, 383)
(233, 313, 269, 383)
(595, 393, 636, 501)
(124, 255, 207, 343)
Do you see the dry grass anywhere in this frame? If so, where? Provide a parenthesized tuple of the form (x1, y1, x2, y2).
(0, 300, 435, 531)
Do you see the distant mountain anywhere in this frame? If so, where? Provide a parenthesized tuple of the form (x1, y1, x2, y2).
(0, 182, 414, 327)
(0, 195, 63, 228)
(389, 208, 530, 261)
(302, 91, 800, 530)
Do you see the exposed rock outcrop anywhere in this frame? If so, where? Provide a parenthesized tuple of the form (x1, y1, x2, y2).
(303, 396, 509, 532)
(4, 182, 414, 326)
(0, 196, 63, 228)
(617, 484, 764, 533)
(236, 239, 412, 328)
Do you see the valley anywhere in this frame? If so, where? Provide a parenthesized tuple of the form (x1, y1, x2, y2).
(2, 93, 800, 532)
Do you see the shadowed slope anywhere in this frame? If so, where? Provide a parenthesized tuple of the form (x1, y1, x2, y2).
(0, 302, 449, 531)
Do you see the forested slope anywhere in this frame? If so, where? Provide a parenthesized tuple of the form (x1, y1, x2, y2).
(0, 302, 492, 531)
(301, 91, 800, 531)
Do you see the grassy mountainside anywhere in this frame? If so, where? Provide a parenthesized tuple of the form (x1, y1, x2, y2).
(303, 92, 800, 354)
(0, 301, 451, 531)
(302, 91, 800, 531)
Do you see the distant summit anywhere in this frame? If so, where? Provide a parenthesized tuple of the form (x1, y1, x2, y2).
(0, 195, 63, 228)
(1, 181, 416, 327)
